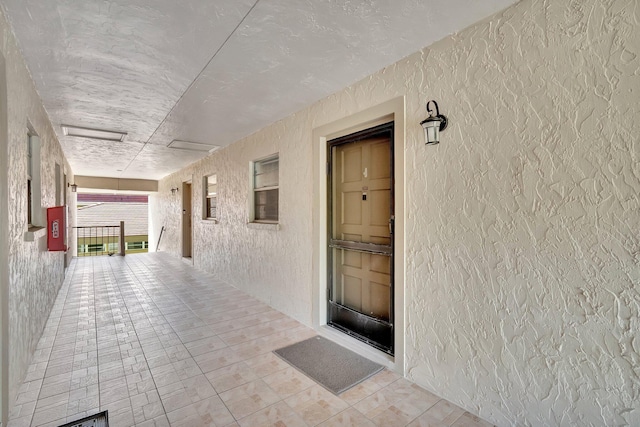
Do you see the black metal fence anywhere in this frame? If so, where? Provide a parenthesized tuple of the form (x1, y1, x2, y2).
(74, 222, 125, 256)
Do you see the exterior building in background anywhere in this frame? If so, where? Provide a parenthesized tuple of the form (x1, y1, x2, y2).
(76, 194, 148, 256)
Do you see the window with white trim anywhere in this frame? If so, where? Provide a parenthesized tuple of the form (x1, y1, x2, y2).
(27, 135, 32, 226)
(26, 133, 42, 228)
(252, 155, 279, 222)
(126, 241, 145, 250)
(203, 174, 217, 220)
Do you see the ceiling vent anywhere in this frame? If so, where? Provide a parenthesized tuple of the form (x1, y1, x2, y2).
(168, 140, 219, 153)
(62, 125, 127, 142)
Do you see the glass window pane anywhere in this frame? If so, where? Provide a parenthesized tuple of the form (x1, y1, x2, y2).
(254, 189, 278, 221)
(206, 196, 217, 219)
(254, 157, 278, 189)
(207, 174, 217, 197)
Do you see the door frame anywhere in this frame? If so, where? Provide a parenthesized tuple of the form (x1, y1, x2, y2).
(312, 97, 405, 374)
(327, 123, 395, 354)
(0, 52, 9, 427)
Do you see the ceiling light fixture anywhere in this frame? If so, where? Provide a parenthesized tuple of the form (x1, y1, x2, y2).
(61, 124, 127, 142)
(168, 140, 219, 153)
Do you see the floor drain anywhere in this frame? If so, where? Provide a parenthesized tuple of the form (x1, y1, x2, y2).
(58, 411, 108, 427)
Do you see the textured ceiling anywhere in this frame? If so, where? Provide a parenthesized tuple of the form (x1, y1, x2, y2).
(1, 0, 518, 180)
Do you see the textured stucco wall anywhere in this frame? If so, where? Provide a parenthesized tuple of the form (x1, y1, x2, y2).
(155, 117, 313, 323)
(0, 7, 76, 407)
(156, 0, 639, 425)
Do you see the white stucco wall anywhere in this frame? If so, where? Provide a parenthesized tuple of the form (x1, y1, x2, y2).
(0, 7, 76, 409)
(156, 0, 639, 425)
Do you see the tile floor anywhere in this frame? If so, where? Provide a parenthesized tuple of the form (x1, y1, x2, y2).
(8, 253, 492, 427)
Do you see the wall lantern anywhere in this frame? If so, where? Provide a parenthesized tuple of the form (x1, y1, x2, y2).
(68, 183, 77, 192)
(420, 100, 448, 145)
(170, 187, 179, 195)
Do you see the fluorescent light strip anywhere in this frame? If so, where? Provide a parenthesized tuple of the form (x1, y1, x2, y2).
(168, 140, 219, 153)
(62, 125, 127, 142)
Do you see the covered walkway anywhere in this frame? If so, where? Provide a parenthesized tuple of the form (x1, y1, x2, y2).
(9, 254, 488, 427)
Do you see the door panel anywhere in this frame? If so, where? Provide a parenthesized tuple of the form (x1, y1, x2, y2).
(328, 122, 394, 354)
(182, 182, 192, 258)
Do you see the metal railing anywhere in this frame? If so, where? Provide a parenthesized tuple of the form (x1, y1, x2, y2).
(74, 221, 125, 257)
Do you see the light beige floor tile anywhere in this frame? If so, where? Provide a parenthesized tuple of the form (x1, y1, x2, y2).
(407, 412, 451, 427)
(184, 336, 228, 357)
(8, 400, 36, 421)
(367, 398, 433, 426)
(285, 384, 350, 425)
(39, 380, 72, 400)
(242, 352, 290, 378)
(98, 364, 126, 383)
(422, 400, 466, 424)
(206, 361, 259, 393)
(318, 407, 378, 427)
(123, 354, 149, 375)
(262, 366, 316, 399)
(8, 254, 489, 427)
(35, 391, 69, 411)
(182, 374, 217, 402)
(42, 371, 71, 387)
(157, 383, 193, 413)
(354, 378, 433, 420)
(126, 370, 156, 395)
(31, 403, 68, 427)
(219, 379, 281, 419)
(237, 401, 308, 427)
(146, 353, 172, 369)
(165, 344, 191, 362)
(7, 414, 34, 427)
(100, 376, 129, 405)
(65, 407, 100, 423)
(149, 363, 181, 388)
(172, 358, 202, 380)
(450, 412, 493, 427)
(194, 348, 246, 373)
(131, 390, 165, 424)
(166, 396, 235, 427)
(14, 379, 43, 405)
(136, 414, 171, 427)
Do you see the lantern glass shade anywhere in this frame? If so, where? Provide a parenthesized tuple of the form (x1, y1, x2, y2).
(421, 118, 440, 145)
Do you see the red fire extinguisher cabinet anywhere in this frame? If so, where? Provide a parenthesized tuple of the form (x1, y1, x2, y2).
(47, 206, 66, 251)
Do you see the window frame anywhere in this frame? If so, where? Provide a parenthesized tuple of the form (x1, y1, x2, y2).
(203, 174, 218, 221)
(27, 135, 32, 226)
(26, 133, 43, 229)
(251, 154, 279, 224)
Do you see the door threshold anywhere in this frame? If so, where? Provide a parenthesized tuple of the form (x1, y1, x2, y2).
(317, 325, 396, 372)
(181, 256, 193, 265)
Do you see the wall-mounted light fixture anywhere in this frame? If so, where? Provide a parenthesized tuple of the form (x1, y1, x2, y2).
(170, 187, 179, 195)
(68, 183, 78, 192)
(420, 100, 448, 145)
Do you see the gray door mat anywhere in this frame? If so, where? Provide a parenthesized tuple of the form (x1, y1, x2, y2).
(58, 410, 108, 427)
(274, 335, 384, 394)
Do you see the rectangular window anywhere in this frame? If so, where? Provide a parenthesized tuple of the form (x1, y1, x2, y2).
(27, 136, 32, 226)
(253, 155, 279, 222)
(204, 174, 217, 220)
(126, 241, 144, 250)
(26, 133, 42, 228)
(88, 243, 105, 253)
